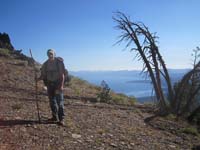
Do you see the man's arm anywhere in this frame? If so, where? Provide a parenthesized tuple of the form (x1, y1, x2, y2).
(58, 73, 65, 91)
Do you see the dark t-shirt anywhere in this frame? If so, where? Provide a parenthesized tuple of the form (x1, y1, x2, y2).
(41, 58, 64, 82)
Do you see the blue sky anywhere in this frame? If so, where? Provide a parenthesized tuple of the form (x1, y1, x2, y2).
(1, 0, 200, 71)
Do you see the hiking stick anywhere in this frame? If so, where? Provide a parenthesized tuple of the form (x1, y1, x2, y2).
(29, 49, 41, 123)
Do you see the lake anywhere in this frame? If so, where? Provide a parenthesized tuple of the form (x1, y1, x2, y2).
(70, 69, 189, 99)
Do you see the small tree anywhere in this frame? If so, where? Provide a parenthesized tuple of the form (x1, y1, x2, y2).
(97, 80, 111, 103)
(174, 47, 200, 117)
(113, 12, 173, 114)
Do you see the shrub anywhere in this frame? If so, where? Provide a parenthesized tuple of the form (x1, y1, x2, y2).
(129, 97, 136, 105)
(165, 114, 177, 120)
(97, 80, 111, 103)
(0, 48, 11, 57)
(112, 94, 126, 105)
(11, 103, 22, 110)
(111, 93, 132, 105)
(180, 127, 199, 136)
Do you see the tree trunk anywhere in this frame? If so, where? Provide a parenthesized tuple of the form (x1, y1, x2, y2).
(188, 105, 200, 122)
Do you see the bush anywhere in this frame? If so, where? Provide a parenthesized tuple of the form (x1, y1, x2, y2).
(165, 114, 177, 120)
(180, 127, 199, 136)
(111, 94, 126, 104)
(0, 48, 11, 57)
(129, 97, 136, 105)
(11, 103, 22, 110)
(97, 80, 111, 103)
(111, 93, 136, 105)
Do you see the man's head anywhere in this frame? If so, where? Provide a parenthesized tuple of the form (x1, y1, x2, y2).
(47, 49, 55, 60)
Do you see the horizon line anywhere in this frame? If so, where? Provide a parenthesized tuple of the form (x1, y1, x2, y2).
(69, 68, 191, 72)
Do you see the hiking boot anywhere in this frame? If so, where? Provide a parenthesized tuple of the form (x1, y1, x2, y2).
(58, 120, 65, 126)
(48, 117, 58, 122)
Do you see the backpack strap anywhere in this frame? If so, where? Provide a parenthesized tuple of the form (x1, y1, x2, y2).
(55, 57, 66, 77)
(55, 57, 69, 83)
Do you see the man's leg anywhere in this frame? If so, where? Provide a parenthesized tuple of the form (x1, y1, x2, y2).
(56, 91, 65, 123)
(47, 85, 58, 121)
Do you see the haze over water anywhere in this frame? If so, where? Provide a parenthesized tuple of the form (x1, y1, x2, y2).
(71, 69, 189, 99)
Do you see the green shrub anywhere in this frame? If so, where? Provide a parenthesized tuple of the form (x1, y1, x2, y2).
(165, 114, 177, 120)
(97, 80, 111, 103)
(0, 48, 11, 57)
(109, 93, 137, 105)
(11, 103, 22, 110)
(129, 97, 136, 105)
(180, 127, 199, 136)
(112, 94, 125, 104)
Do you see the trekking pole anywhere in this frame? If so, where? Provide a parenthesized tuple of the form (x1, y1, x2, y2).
(29, 49, 41, 123)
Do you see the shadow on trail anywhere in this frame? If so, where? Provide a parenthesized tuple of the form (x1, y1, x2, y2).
(64, 95, 97, 103)
(192, 145, 200, 150)
(0, 118, 56, 128)
(0, 85, 47, 96)
(144, 115, 158, 124)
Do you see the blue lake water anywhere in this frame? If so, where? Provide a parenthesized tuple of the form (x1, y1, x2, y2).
(70, 69, 189, 98)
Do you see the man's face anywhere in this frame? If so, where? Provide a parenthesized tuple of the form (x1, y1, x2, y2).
(48, 52, 54, 59)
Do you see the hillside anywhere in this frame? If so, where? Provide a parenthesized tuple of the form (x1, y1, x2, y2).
(0, 48, 200, 150)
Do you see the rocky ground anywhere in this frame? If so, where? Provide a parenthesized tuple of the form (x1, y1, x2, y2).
(0, 56, 200, 150)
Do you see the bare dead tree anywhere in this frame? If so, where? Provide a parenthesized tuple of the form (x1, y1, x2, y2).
(113, 12, 173, 114)
(131, 21, 174, 109)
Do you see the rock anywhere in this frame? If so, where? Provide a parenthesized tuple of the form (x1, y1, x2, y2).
(26, 124, 31, 127)
(33, 136, 39, 141)
(110, 143, 117, 147)
(121, 141, 125, 145)
(20, 127, 27, 132)
(86, 138, 93, 142)
(15, 116, 22, 120)
(9, 129, 14, 133)
(130, 143, 135, 146)
(77, 139, 82, 143)
(108, 133, 113, 137)
(72, 134, 81, 139)
(128, 145, 132, 149)
(169, 145, 176, 148)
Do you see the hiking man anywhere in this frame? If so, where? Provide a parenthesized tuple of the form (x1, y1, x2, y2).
(37, 49, 65, 125)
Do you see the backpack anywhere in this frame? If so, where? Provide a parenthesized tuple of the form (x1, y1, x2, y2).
(43, 57, 70, 86)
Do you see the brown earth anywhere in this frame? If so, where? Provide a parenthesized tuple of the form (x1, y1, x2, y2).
(0, 56, 200, 150)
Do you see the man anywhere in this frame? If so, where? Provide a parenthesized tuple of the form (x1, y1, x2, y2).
(38, 49, 65, 126)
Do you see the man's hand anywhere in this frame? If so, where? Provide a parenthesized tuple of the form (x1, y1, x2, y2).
(57, 84, 64, 91)
(59, 85, 64, 91)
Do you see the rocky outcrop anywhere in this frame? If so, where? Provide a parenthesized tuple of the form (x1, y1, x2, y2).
(0, 32, 14, 51)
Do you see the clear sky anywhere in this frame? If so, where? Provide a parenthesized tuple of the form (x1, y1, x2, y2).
(1, 0, 200, 71)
